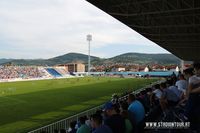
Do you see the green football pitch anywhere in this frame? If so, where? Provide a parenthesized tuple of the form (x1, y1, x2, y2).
(0, 77, 158, 133)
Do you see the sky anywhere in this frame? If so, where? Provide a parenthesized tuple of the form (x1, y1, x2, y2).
(0, 0, 169, 59)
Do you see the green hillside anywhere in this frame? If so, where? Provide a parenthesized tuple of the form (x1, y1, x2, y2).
(2, 53, 99, 66)
(0, 59, 13, 64)
(0, 52, 180, 66)
(107, 53, 180, 65)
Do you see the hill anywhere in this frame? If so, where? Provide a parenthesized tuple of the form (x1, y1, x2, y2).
(0, 52, 180, 66)
(0, 59, 13, 64)
(2, 53, 99, 66)
(106, 53, 180, 65)
(48, 52, 99, 65)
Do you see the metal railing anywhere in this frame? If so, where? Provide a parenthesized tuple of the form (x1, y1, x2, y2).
(28, 105, 103, 133)
(118, 79, 164, 101)
(28, 79, 164, 133)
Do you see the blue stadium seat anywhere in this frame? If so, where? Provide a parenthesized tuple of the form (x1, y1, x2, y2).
(46, 68, 62, 77)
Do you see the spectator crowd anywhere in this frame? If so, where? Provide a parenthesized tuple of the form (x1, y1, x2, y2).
(0, 66, 45, 79)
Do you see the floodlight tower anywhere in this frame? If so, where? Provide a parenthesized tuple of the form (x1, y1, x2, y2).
(87, 34, 92, 75)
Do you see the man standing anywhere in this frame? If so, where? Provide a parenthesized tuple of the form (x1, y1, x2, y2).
(185, 62, 200, 131)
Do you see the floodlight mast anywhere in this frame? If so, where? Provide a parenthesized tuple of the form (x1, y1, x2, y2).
(87, 34, 92, 76)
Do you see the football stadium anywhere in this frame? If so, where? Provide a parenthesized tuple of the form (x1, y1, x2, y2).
(0, 75, 157, 133)
(0, 0, 200, 133)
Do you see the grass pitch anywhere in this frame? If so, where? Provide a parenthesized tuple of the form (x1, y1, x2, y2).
(0, 77, 157, 133)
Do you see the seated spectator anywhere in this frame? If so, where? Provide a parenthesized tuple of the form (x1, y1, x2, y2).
(149, 93, 157, 107)
(150, 84, 162, 106)
(188, 62, 200, 94)
(183, 68, 194, 81)
(137, 93, 149, 113)
(159, 82, 179, 113)
(183, 68, 194, 99)
(168, 85, 182, 100)
(120, 110, 133, 133)
(68, 121, 77, 133)
(90, 113, 113, 133)
(83, 116, 91, 129)
(119, 102, 128, 112)
(141, 88, 152, 113)
(171, 74, 187, 106)
(103, 102, 125, 133)
(127, 94, 145, 133)
(76, 117, 90, 133)
(175, 74, 188, 96)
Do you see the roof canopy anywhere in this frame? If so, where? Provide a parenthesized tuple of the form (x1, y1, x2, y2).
(87, 0, 200, 61)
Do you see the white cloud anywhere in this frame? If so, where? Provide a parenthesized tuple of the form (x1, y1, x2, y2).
(0, 0, 168, 59)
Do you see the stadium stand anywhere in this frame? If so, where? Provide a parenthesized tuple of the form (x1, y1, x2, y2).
(45, 68, 62, 77)
(54, 67, 69, 76)
(29, 63, 199, 133)
(38, 67, 53, 78)
(1, 65, 199, 133)
(0, 66, 80, 82)
(0, 66, 45, 79)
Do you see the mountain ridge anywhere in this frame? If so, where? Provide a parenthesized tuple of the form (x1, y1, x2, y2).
(0, 52, 181, 66)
